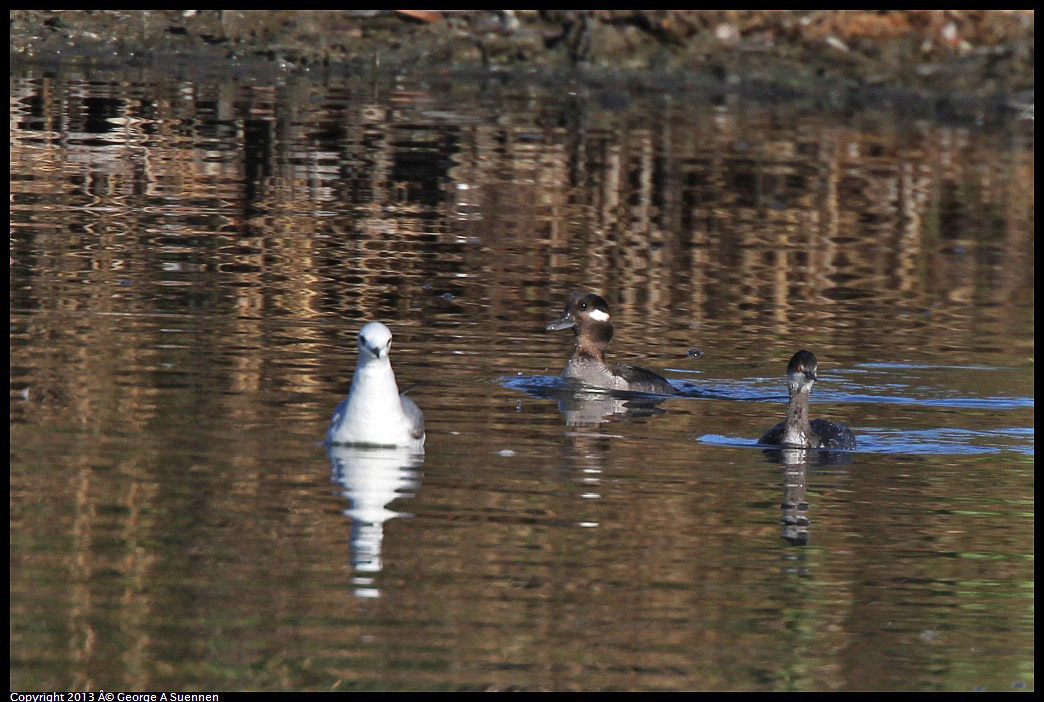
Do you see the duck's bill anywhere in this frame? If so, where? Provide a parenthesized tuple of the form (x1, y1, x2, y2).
(546, 315, 576, 331)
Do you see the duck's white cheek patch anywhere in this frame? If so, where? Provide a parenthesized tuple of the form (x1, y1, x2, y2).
(589, 309, 610, 322)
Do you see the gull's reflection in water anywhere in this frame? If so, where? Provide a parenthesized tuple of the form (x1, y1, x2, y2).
(327, 443, 423, 598)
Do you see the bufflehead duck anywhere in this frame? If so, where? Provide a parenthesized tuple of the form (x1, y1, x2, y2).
(546, 292, 676, 395)
(327, 321, 425, 447)
(758, 350, 856, 450)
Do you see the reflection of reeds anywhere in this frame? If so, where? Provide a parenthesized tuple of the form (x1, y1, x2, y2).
(11, 73, 1033, 349)
(11, 73, 1034, 428)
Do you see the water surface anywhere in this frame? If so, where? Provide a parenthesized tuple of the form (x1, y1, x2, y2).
(10, 63, 1033, 692)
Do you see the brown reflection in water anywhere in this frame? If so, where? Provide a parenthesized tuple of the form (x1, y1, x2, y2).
(11, 76, 1032, 355)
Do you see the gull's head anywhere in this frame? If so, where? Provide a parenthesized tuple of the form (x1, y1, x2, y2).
(357, 321, 394, 361)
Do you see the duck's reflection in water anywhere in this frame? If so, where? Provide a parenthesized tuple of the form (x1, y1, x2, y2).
(327, 443, 423, 598)
(503, 375, 674, 427)
(554, 388, 668, 427)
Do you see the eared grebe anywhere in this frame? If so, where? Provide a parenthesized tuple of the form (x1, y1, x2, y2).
(327, 321, 425, 448)
(758, 349, 856, 450)
(546, 292, 676, 395)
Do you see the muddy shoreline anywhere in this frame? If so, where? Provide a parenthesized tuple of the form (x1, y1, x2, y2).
(10, 10, 1034, 106)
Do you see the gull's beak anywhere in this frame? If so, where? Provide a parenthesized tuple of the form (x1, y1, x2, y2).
(364, 341, 387, 359)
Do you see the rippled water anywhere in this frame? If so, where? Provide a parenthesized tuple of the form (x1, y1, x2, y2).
(10, 62, 1033, 692)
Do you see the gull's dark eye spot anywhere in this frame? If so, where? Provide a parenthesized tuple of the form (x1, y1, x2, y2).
(579, 302, 587, 310)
